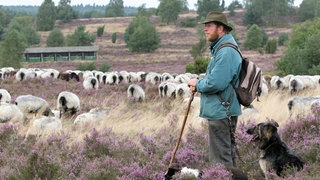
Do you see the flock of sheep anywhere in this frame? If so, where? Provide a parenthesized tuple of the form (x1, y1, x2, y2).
(0, 66, 319, 135)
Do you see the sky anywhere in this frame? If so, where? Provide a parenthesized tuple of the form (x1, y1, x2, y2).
(0, 0, 303, 9)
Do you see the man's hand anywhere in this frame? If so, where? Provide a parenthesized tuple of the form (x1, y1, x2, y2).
(188, 78, 197, 93)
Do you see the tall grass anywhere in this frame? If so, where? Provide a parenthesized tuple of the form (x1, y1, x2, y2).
(0, 77, 319, 179)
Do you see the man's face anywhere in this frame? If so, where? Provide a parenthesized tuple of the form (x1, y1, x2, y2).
(203, 22, 221, 42)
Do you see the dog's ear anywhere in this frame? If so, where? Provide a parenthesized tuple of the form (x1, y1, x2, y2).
(267, 118, 279, 127)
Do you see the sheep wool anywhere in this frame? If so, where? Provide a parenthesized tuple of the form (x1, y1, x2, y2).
(0, 103, 25, 123)
(57, 91, 80, 116)
(15, 95, 53, 118)
(127, 84, 145, 102)
(0, 89, 12, 103)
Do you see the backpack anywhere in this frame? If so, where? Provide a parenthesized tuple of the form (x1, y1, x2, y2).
(216, 42, 262, 107)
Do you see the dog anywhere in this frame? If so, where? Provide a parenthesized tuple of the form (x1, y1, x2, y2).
(246, 119, 304, 178)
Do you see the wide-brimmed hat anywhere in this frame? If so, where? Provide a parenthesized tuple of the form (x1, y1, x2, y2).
(200, 11, 233, 31)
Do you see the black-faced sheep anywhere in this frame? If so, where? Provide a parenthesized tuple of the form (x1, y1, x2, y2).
(15, 68, 37, 81)
(83, 76, 99, 90)
(287, 96, 320, 117)
(145, 72, 161, 85)
(0, 89, 11, 104)
(0, 103, 25, 123)
(175, 83, 191, 99)
(289, 75, 317, 94)
(163, 82, 178, 98)
(58, 72, 80, 82)
(57, 91, 80, 117)
(118, 71, 130, 84)
(127, 84, 145, 102)
(15, 95, 53, 120)
(105, 71, 119, 85)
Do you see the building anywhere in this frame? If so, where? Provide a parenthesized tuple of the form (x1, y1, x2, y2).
(24, 46, 99, 62)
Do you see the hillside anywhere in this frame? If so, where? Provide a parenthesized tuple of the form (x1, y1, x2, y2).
(24, 9, 293, 74)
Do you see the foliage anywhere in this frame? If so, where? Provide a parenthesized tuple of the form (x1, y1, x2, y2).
(56, 0, 77, 23)
(278, 32, 289, 46)
(111, 32, 117, 43)
(105, 0, 125, 17)
(124, 16, 160, 53)
(66, 25, 96, 46)
(46, 28, 65, 47)
(196, 0, 224, 18)
(297, 0, 320, 22)
(179, 17, 197, 27)
(36, 0, 56, 31)
(276, 18, 320, 75)
(99, 62, 111, 72)
(264, 38, 277, 54)
(97, 25, 105, 37)
(158, 0, 184, 24)
(189, 37, 207, 59)
(243, 0, 294, 26)
(77, 62, 96, 71)
(0, 29, 27, 68)
(243, 24, 268, 50)
(7, 16, 40, 46)
(186, 56, 210, 74)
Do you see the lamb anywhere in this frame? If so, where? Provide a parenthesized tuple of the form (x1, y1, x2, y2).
(0, 89, 11, 104)
(0, 103, 25, 123)
(83, 76, 99, 90)
(287, 96, 320, 117)
(15, 95, 53, 120)
(127, 84, 146, 102)
(57, 91, 80, 117)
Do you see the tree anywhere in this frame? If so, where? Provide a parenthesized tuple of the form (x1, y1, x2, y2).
(158, 0, 184, 24)
(8, 16, 40, 46)
(197, 0, 225, 18)
(47, 28, 65, 47)
(276, 18, 320, 75)
(243, 24, 268, 50)
(105, 0, 124, 17)
(124, 16, 160, 52)
(66, 25, 96, 46)
(0, 29, 27, 68)
(56, 0, 76, 23)
(97, 25, 105, 37)
(297, 0, 320, 21)
(36, 0, 56, 31)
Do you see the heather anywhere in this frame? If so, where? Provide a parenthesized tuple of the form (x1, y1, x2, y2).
(0, 77, 319, 179)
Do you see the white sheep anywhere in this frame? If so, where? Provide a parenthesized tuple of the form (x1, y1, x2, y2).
(287, 96, 320, 117)
(74, 107, 109, 126)
(145, 72, 161, 85)
(105, 71, 119, 85)
(15, 68, 37, 81)
(83, 76, 99, 90)
(0, 89, 11, 104)
(127, 84, 146, 102)
(161, 72, 175, 82)
(174, 74, 191, 84)
(27, 116, 62, 136)
(175, 83, 191, 100)
(57, 91, 80, 117)
(40, 68, 60, 79)
(15, 95, 53, 119)
(82, 70, 94, 80)
(0, 103, 25, 123)
(163, 82, 178, 98)
(289, 75, 317, 94)
(118, 71, 130, 84)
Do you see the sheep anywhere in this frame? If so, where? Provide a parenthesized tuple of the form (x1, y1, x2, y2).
(161, 72, 175, 82)
(0, 89, 11, 104)
(270, 74, 293, 90)
(174, 74, 191, 83)
(145, 72, 161, 85)
(127, 84, 146, 102)
(15, 68, 37, 81)
(74, 107, 109, 126)
(0, 103, 25, 123)
(83, 76, 99, 90)
(287, 96, 320, 117)
(289, 75, 317, 94)
(118, 71, 130, 84)
(40, 68, 60, 79)
(58, 72, 80, 82)
(158, 81, 166, 98)
(105, 71, 119, 85)
(175, 83, 191, 100)
(163, 82, 178, 98)
(57, 91, 80, 117)
(82, 70, 94, 80)
(15, 95, 53, 120)
(27, 116, 62, 136)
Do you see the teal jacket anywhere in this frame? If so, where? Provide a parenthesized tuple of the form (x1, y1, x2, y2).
(196, 34, 242, 120)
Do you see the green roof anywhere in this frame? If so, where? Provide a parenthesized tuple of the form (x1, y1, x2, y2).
(24, 46, 99, 53)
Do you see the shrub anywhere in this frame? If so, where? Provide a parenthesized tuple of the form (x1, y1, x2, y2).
(111, 32, 117, 43)
(278, 32, 289, 46)
(186, 56, 210, 74)
(97, 25, 105, 37)
(265, 38, 277, 54)
(77, 62, 96, 71)
(179, 17, 197, 27)
(243, 24, 268, 50)
(99, 62, 111, 72)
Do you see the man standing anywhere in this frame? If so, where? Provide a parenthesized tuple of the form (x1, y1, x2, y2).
(188, 11, 242, 167)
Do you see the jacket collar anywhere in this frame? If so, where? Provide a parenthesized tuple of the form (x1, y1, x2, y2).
(209, 34, 232, 54)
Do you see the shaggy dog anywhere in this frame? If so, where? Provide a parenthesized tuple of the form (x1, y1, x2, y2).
(246, 120, 304, 178)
